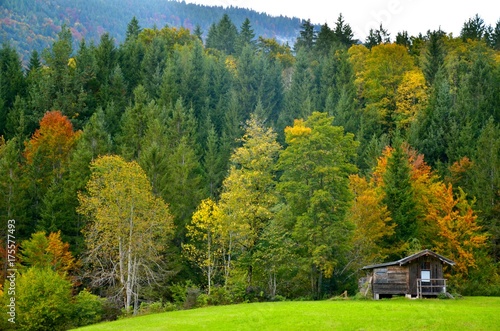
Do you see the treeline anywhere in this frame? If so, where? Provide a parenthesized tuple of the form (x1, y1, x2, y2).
(0, 0, 304, 63)
(1, 12, 500, 329)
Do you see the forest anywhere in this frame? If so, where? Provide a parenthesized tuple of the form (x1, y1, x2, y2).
(0, 9, 500, 330)
(0, 0, 304, 63)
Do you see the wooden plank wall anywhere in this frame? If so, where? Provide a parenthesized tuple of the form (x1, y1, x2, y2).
(373, 266, 409, 295)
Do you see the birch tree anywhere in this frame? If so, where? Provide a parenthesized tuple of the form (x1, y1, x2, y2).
(78, 155, 174, 314)
(183, 198, 223, 294)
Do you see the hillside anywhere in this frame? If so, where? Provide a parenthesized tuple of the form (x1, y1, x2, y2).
(0, 0, 304, 62)
(1, 5, 500, 329)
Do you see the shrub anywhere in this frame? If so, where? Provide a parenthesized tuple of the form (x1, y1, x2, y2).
(353, 292, 370, 300)
(17, 268, 73, 331)
(196, 293, 209, 308)
(72, 289, 104, 327)
(185, 286, 201, 309)
(163, 301, 177, 311)
(272, 295, 287, 302)
(208, 286, 232, 306)
(138, 301, 165, 315)
(101, 298, 122, 321)
(169, 280, 202, 309)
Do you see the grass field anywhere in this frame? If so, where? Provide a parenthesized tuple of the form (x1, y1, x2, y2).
(75, 297, 500, 331)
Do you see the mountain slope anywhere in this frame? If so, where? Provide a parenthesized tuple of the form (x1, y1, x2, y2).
(0, 0, 303, 62)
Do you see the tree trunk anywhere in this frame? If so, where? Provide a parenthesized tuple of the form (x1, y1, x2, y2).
(125, 205, 135, 314)
(207, 232, 212, 295)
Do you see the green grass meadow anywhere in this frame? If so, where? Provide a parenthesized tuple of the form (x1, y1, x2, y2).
(76, 297, 500, 331)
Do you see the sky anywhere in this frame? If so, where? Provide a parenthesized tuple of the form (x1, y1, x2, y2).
(183, 0, 499, 41)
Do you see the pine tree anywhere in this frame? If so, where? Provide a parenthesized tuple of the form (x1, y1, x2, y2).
(138, 116, 169, 197)
(333, 14, 355, 47)
(141, 37, 166, 99)
(193, 24, 203, 41)
(365, 24, 390, 49)
(0, 137, 27, 238)
(0, 43, 26, 136)
(382, 144, 419, 258)
(162, 99, 203, 243)
(120, 22, 145, 93)
(423, 29, 446, 86)
(117, 85, 153, 160)
(125, 16, 142, 42)
(315, 23, 334, 56)
(295, 19, 316, 52)
(236, 18, 256, 54)
(492, 19, 500, 50)
(395, 31, 411, 49)
(27, 50, 41, 75)
(202, 117, 224, 198)
(409, 69, 452, 167)
(470, 119, 500, 261)
(43, 25, 73, 100)
(461, 14, 486, 41)
(277, 49, 314, 137)
(205, 14, 238, 55)
(95, 33, 118, 104)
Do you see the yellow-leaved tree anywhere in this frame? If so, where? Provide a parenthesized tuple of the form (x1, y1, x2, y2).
(182, 198, 223, 295)
(78, 155, 174, 314)
(347, 174, 394, 271)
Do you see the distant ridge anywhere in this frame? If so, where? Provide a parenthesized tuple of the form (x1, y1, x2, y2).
(0, 0, 308, 62)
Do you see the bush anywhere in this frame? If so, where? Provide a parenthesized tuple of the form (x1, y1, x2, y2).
(271, 295, 287, 302)
(184, 286, 201, 309)
(169, 280, 202, 309)
(138, 301, 165, 315)
(17, 268, 73, 331)
(196, 293, 209, 308)
(101, 298, 122, 321)
(163, 301, 177, 311)
(208, 286, 232, 306)
(72, 289, 104, 327)
(352, 292, 370, 300)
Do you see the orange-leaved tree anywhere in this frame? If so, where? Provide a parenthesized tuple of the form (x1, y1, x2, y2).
(19, 231, 80, 277)
(361, 143, 487, 287)
(23, 110, 80, 229)
(24, 110, 80, 182)
(425, 184, 487, 276)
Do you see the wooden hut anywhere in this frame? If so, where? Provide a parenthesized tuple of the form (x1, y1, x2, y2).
(361, 249, 455, 299)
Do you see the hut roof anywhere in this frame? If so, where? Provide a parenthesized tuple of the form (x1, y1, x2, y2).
(362, 249, 456, 270)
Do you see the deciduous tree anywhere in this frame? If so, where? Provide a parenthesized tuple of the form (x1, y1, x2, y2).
(218, 114, 281, 287)
(277, 112, 358, 297)
(78, 155, 174, 314)
(183, 198, 224, 294)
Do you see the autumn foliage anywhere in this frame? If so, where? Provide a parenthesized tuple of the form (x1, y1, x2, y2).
(20, 230, 80, 279)
(353, 144, 487, 284)
(24, 110, 80, 179)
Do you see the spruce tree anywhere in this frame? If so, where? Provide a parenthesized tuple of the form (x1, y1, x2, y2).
(333, 14, 355, 47)
(382, 143, 419, 258)
(295, 19, 316, 52)
(205, 14, 238, 55)
(423, 29, 446, 86)
(236, 18, 256, 54)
